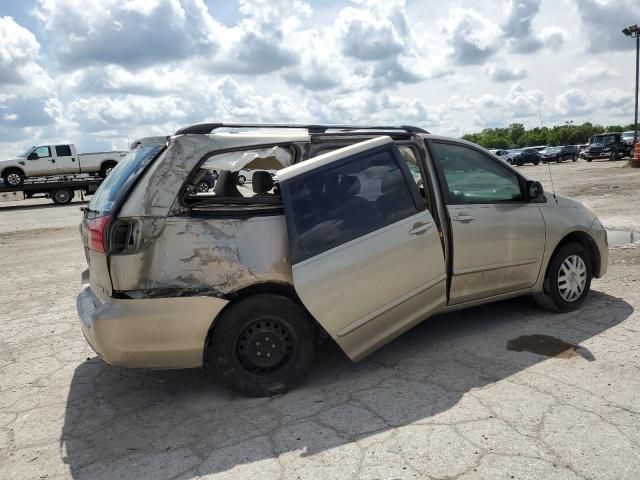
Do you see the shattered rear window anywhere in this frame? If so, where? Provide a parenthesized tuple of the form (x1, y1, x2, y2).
(185, 146, 293, 205)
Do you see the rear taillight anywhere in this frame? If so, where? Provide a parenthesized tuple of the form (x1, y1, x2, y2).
(87, 216, 112, 253)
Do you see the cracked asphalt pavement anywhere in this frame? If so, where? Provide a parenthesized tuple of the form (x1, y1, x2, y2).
(0, 160, 639, 479)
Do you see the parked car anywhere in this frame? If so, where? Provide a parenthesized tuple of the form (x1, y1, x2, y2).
(561, 145, 579, 161)
(622, 130, 636, 148)
(540, 146, 577, 163)
(540, 147, 563, 163)
(76, 123, 608, 397)
(0, 144, 127, 186)
(577, 144, 589, 159)
(514, 148, 541, 166)
(583, 133, 627, 161)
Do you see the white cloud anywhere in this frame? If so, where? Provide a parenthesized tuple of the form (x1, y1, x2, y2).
(0, 17, 50, 87)
(439, 8, 502, 65)
(573, 0, 638, 53)
(485, 63, 528, 82)
(555, 88, 590, 116)
(335, 4, 405, 61)
(564, 61, 618, 85)
(540, 27, 568, 51)
(34, 0, 218, 69)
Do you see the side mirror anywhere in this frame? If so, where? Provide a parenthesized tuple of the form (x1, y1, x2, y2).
(27, 152, 38, 160)
(527, 180, 544, 200)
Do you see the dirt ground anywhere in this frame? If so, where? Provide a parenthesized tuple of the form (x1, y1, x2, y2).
(0, 159, 639, 480)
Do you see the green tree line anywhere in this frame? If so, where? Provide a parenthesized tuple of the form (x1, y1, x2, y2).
(461, 122, 637, 149)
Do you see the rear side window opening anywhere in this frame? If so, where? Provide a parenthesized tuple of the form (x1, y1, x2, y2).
(183, 146, 294, 208)
(88, 143, 165, 217)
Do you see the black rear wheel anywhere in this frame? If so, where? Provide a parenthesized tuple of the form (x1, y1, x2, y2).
(100, 161, 117, 178)
(2, 169, 24, 186)
(205, 294, 316, 396)
(51, 188, 74, 205)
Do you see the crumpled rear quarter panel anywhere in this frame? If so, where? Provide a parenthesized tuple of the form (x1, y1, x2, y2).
(109, 215, 292, 295)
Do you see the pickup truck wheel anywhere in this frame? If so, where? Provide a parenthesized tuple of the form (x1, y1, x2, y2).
(99, 161, 117, 178)
(586, 158, 592, 162)
(2, 169, 24, 186)
(535, 243, 592, 313)
(52, 188, 74, 205)
(205, 294, 316, 397)
(572, 155, 577, 162)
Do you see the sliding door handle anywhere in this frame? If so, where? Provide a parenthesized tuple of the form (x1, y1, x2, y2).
(408, 221, 433, 235)
(452, 214, 475, 223)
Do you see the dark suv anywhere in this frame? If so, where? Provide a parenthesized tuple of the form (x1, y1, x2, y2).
(515, 148, 541, 166)
(583, 133, 627, 161)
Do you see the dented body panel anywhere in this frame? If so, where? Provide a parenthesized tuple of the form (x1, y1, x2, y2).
(110, 215, 291, 295)
(77, 126, 609, 372)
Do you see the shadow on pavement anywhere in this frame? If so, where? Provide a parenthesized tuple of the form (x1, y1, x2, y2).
(61, 290, 633, 479)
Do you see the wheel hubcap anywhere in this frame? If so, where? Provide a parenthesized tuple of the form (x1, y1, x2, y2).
(6, 173, 20, 185)
(237, 318, 294, 374)
(557, 254, 587, 302)
(56, 191, 69, 202)
(105, 167, 114, 176)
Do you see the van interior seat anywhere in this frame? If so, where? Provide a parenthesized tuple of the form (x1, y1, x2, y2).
(252, 171, 274, 194)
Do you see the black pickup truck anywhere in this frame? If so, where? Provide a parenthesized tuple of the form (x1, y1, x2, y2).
(583, 133, 631, 161)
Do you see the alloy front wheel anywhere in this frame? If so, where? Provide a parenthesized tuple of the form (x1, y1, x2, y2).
(535, 243, 592, 312)
(557, 254, 587, 303)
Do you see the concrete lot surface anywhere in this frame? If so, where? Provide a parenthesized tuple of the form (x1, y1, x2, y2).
(1, 160, 639, 479)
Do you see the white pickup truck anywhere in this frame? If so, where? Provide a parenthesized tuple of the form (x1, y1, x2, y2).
(0, 144, 128, 186)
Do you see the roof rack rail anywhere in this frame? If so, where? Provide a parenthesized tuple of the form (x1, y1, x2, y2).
(174, 123, 429, 135)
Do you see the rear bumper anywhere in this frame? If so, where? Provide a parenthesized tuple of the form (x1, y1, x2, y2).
(77, 285, 228, 368)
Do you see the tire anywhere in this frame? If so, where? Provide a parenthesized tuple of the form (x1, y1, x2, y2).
(533, 159, 540, 165)
(2, 168, 25, 186)
(205, 294, 316, 397)
(51, 188, 74, 205)
(609, 151, 617, 161)
(572, 155, 577, 162)
(237, 174, 246, 186)
(535, 243, 592, 313)
(586, 158, 592, 162)
(99, 161, 117, 178)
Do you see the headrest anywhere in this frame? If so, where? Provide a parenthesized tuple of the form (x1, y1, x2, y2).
(213, 171, 243, 197)
(252, 171, 274, 194)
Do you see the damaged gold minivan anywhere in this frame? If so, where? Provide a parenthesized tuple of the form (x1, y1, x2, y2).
(77, 123, 608, 396)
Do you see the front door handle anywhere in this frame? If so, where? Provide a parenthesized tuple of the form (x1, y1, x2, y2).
(452, 214, 475, 223)
(408, 221, 433, 235)
(50, 159, 56, 163)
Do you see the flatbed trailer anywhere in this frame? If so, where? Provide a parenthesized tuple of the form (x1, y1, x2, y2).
(0, 175, 103, 205)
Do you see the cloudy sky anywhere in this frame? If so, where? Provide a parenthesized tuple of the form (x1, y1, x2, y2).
(0, 0, 637, 157)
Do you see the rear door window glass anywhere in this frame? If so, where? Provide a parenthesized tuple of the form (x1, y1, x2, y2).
(55, 145, 72, 156)
(286, 149, 418, 263)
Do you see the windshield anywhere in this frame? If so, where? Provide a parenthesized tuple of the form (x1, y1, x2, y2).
(17, 146, 35, 157)
(88, 143, 165, 216)
(622, 132, 634, 139)
(591, 135, 614, 145)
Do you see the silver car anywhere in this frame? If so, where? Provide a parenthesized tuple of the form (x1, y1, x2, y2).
(77, 123, 608, 396)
